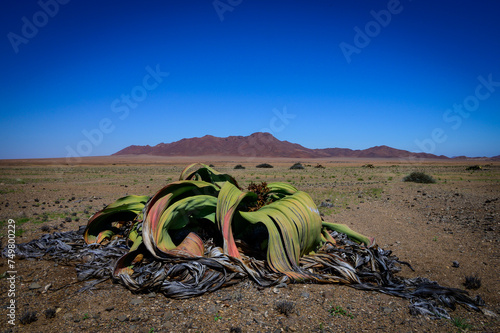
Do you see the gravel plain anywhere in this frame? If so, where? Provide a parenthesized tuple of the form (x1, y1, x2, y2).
(0, 158, 498, 332)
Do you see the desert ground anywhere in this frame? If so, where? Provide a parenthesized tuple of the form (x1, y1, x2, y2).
(0, 156, 499, 332)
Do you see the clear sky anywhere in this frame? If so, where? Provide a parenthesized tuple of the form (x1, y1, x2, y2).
(1, 0, 499, 159)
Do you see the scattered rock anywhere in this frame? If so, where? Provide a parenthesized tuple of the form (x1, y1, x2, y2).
(483, 309, 499, 318)
(163, 311, 174, 320)
(41, 283, 52, 293)
(207, 304, 219, 314)
(323, 290, 334, 300)
(62, 313, 74, 322)
(130, 298, 144, 305)
(28, 282, 42, 290)
(380, 306, 393, 314)
(116, 315, 128, 322)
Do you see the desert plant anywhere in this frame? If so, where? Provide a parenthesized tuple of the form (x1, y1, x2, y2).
(329, 305, 353, 319)
(275, 300, 295, 316)
(362, 164, 374, 168)
(19, 311, 37, 325)
(465, 165, 482, 171)
(403, 172, 436, 184)
(289, 162, 304, 170)
(314, 164, 325, 169)
(12, 163, 484, 320)
(256, 163, 273, 168)
(451, 317, 472, 331)
(464, 275, 481, 289)
(85, 163, 373, 291)
(44, 308, 56, 319)
(234, 164, 245, 170)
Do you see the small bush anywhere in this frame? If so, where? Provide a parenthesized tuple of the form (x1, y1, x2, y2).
(234, 164, 245, 170)
(19, 311, 37, 325)
(256, 163, 273, 168)
(451, 317, 473, 330)
(466, 165, 482, 171)
(464, 275, 481, 289)
(314, 164, 325, 169)
(403, 172, 436, 184)
(362, 164, 374, 168)
(44, 308, 56, 319)
(329, 305, 354, 319)
(289, 163, 304, 170)
(275, 300, 295, 316)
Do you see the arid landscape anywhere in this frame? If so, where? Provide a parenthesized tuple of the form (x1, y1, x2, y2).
(0, 156, 499, 332)
(3, 0, 500, 331)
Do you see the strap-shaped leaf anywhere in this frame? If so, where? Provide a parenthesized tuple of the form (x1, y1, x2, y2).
(84, 195, 149, 244)
(113, 243, 147, 277)
(142, 180, 219, 257)
(180, 163, 240, 188)
(216, 182, 257, 258)
(143, 194, 217, 258)
(239, 191, 322, 278)
(322, 222, 375, 247)
(145, 180, 218, 218)
(267, 182, 298, 196)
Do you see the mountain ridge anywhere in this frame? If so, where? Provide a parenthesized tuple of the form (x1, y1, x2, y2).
(112, 132, 495, 160)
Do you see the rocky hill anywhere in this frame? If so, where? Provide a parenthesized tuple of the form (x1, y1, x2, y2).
(113, 132, 456, 159)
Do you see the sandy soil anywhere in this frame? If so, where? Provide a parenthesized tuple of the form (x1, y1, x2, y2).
(0, 157, 498, 332)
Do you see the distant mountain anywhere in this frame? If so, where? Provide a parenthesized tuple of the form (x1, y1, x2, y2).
(112, 132, 486, 160)
(114, 133, 316, 158)
(313, 145, 448, 159)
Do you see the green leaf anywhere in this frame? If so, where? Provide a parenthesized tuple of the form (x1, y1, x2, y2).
(239, 191, 322, 278)
(180, 163, 240, 188)
(143, 194, 217, 258)
(216, 182, 256, 258)
(322, 222, 375, 247)
(113, 243, 147, 276)
(267, 182, 298, 196)
(142, 180, 219, 256)
(84, 195, 149, 244)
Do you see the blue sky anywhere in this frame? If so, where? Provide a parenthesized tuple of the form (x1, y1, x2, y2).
(1, 0, 499, 159)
